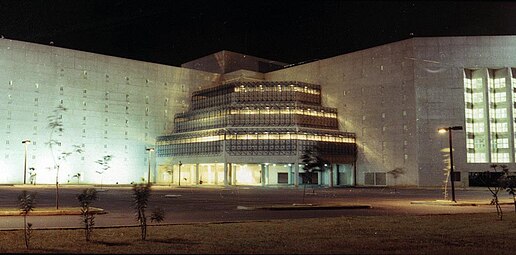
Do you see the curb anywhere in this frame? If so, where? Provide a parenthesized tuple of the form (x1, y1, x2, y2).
(410, 200, 514, 206)
(0, 207, 106, 216)
(237, 204, 372, 211)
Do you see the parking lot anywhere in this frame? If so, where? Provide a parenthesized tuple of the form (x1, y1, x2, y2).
(0, 185, 511, 230)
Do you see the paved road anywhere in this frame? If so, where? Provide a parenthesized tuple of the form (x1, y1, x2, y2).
(0, 185, 512, 230)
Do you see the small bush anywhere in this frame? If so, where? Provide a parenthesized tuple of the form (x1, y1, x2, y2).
(18, 190, 36, 249)
(132, 183, 151, 240)
(77, 188, 98, 242)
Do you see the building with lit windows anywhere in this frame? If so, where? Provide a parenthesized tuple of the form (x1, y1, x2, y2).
(155, 80, 357, 186)
(3, 36, 516, 187)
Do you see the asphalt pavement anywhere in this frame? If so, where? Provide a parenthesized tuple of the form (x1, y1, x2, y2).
(0, 184, 512, 230)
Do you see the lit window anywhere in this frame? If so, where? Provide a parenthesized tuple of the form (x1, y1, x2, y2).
(494, 77, 506, 88)
(492, 92, 506, 102)
(472, 93, 484, 102)
(473, 108, 484, 119)
(491, 123, 508, 132)
(492, 153, 510, 163)
(467, 139, 474, 149)
(495, 138, 509, 149)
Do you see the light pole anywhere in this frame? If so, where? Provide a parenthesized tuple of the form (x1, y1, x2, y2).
(178, 161, 182, 186)
(146, 147, 155, 185)
(438, 126, 463, 202)
(22, 139, 31, 185)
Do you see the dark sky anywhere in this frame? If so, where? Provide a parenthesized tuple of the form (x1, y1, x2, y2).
(1, 0, 515, 66)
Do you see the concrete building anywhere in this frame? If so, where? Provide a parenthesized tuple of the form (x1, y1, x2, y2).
(0, 38, 219, 185)
(2, 35, 516, 187)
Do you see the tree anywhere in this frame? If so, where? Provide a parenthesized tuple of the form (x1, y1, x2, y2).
(18, 190, 36, 249)
(77, 188, 98, 242)
(387, 167, 405, 193)
(72, 173, 81, 184)
(479, 164, 507, 220)
(300, 146, 326, 203)
(47, 105, 83, 209)
(94, 155, 113, 190)
(132, 183, 152, 240)
(499, 168, 516, 213)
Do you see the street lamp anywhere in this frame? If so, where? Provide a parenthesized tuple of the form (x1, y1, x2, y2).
(438, 126, 463, 202)
(178, 161, 182, 186)
(146, 147, 155, 185)
(22, 139, 31, 185)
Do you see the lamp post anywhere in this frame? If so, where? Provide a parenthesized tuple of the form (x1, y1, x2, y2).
(22, 139, 31, 185)
(146, 147, 155, 185)
(438, 126, 463, 202)
(178, 161, 182, 186)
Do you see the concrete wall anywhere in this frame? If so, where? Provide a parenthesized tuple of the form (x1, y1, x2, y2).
(267, 35, 516, 187)
(0, 38, 219, 184)
(265, 40, 419, 186)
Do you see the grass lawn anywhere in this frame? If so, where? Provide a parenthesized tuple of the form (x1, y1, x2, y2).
(1, 213, 515, 254)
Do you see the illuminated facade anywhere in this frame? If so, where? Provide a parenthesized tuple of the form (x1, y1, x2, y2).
(0, 38, 218, 184)
(4, 36, 516, 187)
(156, 81, 357, 186)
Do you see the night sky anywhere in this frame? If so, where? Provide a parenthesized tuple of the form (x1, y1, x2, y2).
(1, 0, 515, 66)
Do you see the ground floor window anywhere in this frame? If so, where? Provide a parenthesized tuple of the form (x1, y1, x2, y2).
(156, 161, 354, 186)
(468, 171, 503, 187)
(364, 172, 386, 186)
(300, 172, 318, 184)
(277, 173, 288, 183)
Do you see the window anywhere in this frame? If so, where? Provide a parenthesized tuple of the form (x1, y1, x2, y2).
(494, 77, 505, 88)
(472, 93, 484, 102)
(492, 153, 510, 163)
(492, 122, 508, 133)
(277, 173, 288, 183)
(495, 138, 509, 149)
(364, 172, 386, 186)
(492, 92, 506, 102)
(467, 139, 475, 149)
